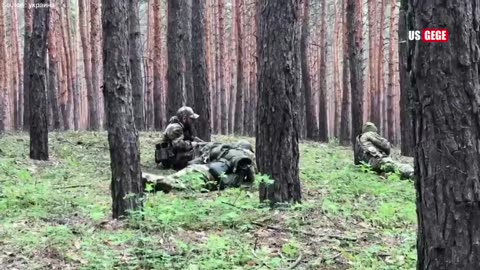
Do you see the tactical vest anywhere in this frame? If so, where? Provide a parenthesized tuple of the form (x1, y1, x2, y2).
(155, 133, 174, 164)
(355, 135, 373, 164)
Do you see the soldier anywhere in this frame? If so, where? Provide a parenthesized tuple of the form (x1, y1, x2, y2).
(354, 122, 414, 179)
(155, 106, 205, 170)
(144, 140, 257, 192)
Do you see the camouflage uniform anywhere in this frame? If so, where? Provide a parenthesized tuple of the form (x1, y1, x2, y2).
(155, 106, 203, 170)
(354, 122, 414, 179)
(145, 140, 257, 192)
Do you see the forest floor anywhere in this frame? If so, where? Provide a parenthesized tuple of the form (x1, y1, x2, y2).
(0, 132, 416, 270)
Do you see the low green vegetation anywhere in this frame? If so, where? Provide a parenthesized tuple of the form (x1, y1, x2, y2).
(0, 132, 416, 269)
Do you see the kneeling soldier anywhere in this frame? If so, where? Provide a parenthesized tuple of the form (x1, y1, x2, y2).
(354, 122, 414, 179)
(155, 106, 205, 170)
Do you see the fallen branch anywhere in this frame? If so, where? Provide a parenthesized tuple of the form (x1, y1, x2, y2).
(220, 201, 245, 209)
(251, 222, 357, 242)
(54, 184, 92, 190)
(286, 253, 303, 270)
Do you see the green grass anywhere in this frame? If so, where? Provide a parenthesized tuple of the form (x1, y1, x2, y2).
(0, 132, 416, 269)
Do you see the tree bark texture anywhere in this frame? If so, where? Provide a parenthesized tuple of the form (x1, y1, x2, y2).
(0, 0, 6, 132)
(233, 0, 245, 135)
(9, 3, 21, 130)
(166, 0, 186, 118)
(153, 0, 163, 129)
(367, 0, 379, 126)
(145, 0, 154, 130)
(411, 1, 480, 269)
(102, 0, 144, 219)
(23, 0, 33, 130)
(218, 0, 228, 134)
(333, 0, 341, 138)
(318, 0, 328, 142)
(48, 3, 62, 130)
(301, 0, 319, 141)
(79, 0, 99, 130)
(192, 0, 212, 141)
(347, 0, 364, 148)
(257, 0, 302, 204)
(64, 0, 79, 130)
(57, 8, 70, 130)
(386, 0, 397, 142)
(129, 0, 145, 130)
(91, 0, 103, 128)
(59, 3, 73, 129)
(29, 0, 50, 161)
(212, 0, 220, 133)
(376, 0, 386, 135)
(184, 0, 195, 109)
(340, 0, 351, 146)
(399, 0, 414, 156)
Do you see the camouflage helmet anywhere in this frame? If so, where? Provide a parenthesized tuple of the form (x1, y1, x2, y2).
(362, 122, 378, 133)
(236, 140, 253, 152)
(176, 106, 199, 119)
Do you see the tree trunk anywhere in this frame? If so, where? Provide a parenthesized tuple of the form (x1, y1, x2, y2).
(79, 0, 98, 130)
(399, 0, 414, 156)
(301, 0, 319, 140)
(48, 3, 62, 130)
(64, 0, 79, 130)
(205, 0, 214, 132)
(57, 10, 69, 131)
(257, 0, 302, 204)
(102, 0, 143, 219)
(184, 0, 195, 109)
(248, 57, 256, 136)
(213, 0, 220, 134)
(243, 28, 250, 136)
(218, 0, 227, 134)
(59, 3, 73, 129)
(7, 3, 18, 130)
(339, 0, 351, 146)
(386, 0, 396, 142)
(23, 0, 34, 130)
(91, 0, 103, 128)
(192, 0, 212, 141)
(10, 3, 22, 129)
(233, 0, 245, 135)
(376, 0, 386, 134)
(29, 0, 50, 160)
(166, 0, 186, 119)
(129, 0, 144, 130)
(347, 0, 364, 148)
(318, 0, 328, 142)
(367, 0, 378, 126)
(248, 1, 259, 136)
(0, 0, 6, 132)
(333, 0, 341, 139)
(57, 23, 69, 130)
(145, 0, 153, 129)
(152, 0, 163, 129)
(296, 4, 305, 140)
(411, 1, 480, 269)
(228, 12, 236, 135)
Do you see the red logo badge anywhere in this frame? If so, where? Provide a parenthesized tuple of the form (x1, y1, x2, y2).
(421, 29, 449, 43)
